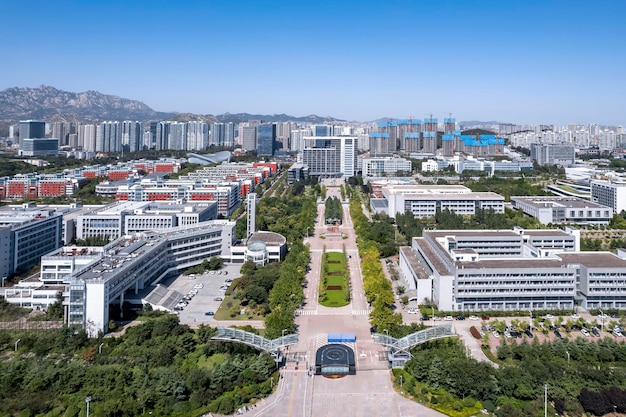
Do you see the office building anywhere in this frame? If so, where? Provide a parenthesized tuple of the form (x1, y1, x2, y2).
(361, 157, 412, 178)
(19, 138, 59, 156)
(400, 227, 626, 312)
(0, 204, 63, 278)
(257, 123, 276, 156)
(530, 143, 575, 166)
(511, 196, 613, 225)
(302, 136, 358, 177)
(76, 201, 218, 241)
(590, 180, 626, 213)
(370, 184, 504, 218)
(19, 120, 46, 144)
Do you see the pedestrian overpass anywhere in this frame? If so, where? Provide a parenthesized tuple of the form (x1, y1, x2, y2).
(212, 326, 298, 366)
(373, 324, 455, 368)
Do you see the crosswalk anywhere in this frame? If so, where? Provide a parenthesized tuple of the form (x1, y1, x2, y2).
(296, 309, 370, 316)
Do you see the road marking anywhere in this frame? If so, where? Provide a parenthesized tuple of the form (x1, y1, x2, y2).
(287, 369, 298, 417)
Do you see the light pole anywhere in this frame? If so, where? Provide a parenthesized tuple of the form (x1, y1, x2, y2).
(566, 350, 570, 366)
(99, 343, 104, 354)
(544, 384, 547, 417)
(383, 329, 389, 341)
(86, 396, 92, 417)
(14, 339, 20, 352)
(400, 374, 403, 388)
(282, 328, 288, 338)
(1, 276, 6, 287)
(529, 310, 533, 330)
(431, 306, 435, 325)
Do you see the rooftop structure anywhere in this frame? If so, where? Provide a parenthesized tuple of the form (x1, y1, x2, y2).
(511, 196, 613, 225)
(399, 227, 626, 313)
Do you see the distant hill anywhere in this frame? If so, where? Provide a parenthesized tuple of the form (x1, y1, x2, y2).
(459, 120, 509, 130)
(0, 85, 174, 123)
(216, 112, 344, 124)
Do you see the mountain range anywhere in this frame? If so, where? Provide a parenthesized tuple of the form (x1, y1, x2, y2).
(0, 85, 344, 127)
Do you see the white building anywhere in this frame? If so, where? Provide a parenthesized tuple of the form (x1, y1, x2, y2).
(590, 179, 626, 213)
(398, 228, 626, 313)
(511, 196, 613, 225)
(370, 184, 504, 218)
(361, 157, 412, 178)
(76, 201, 218, 241)
(302, 136, 358, 178)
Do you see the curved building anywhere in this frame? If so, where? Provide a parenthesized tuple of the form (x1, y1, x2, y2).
(187, 151, 231, 165)
(230, 231, 287, 265)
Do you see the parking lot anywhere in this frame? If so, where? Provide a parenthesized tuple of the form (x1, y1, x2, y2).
(164, 263, 242, 324)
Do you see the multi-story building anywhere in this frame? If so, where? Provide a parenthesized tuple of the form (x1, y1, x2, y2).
(511, 196, 613, 225)
(361, 157, 412, 178)
(530, 142, 575, 166)
(302, 136, 358, 177)
(76, 201, 218, 241)
(257, 123, 276, 156)
(18, 120, 46, 144)
(19, 138, 59, 156)
(371, 184, 504, 218)
(240, 124, 257, 152)
(399, 228, 588, 312)
(65, 221, 236, 335)
(590, 179, 626, 214)
(0, 204, 63, 278)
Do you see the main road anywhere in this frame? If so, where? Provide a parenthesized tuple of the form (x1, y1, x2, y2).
(249, 183, 445, 417)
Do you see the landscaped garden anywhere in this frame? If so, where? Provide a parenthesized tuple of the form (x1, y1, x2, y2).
(318, 251, 350, 307)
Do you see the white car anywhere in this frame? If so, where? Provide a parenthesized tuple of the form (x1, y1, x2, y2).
(408, 308, 418, 315)
(598, 313, 608, 319)
(469, 315, 479, 321)
(581, 328, 590, 337)
(613, 329, 623, 337)
(492, 331, 500, 339)
(543, 314, 554, 319)
(571, 313, 580, 319)
(444, 316, 453, 321)
(504, 331, 512, 338)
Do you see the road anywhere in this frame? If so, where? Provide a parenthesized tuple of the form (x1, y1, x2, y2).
(249, 181, 445, 417)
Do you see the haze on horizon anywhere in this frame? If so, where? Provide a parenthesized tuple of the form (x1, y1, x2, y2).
(1, 0, 624, 126)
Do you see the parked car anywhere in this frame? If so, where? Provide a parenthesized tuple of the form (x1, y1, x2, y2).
(613, 328, 623, 337)
(408, 308, 418, 315)
(456, 315, 466, 320)
(524, 329, 534, 338)
(554, 330, 562, 339)
(581, 328, 590, 337)
(213, 296, 223, 301)
(469, 315, 479, 321)
(204, 311, 214, 316)
(492, 331, 500, 338)
(591, 327, 601, 337)
(420, 315, 430, 321)
(444, 316, 453, 321)
(598, 313, 608, 319)
(570, 313, 580, 319)
(504, 331, 512, 338)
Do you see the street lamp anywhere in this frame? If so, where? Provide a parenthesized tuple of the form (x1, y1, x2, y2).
(282, 328, 288, 338)
(566, 350, 570, 366)
(14, 339, 20, 352)
(98, 343, 104, 354)
(86, 396, 92, 417)
(1, 276, 6, 287)
(400, 374, 403, 388)
(431, 306, 435, 324)
(383, 329, 389, 340)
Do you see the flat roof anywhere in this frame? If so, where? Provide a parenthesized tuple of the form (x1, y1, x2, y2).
(512, 196, 610, 209)
(399, 192, 503, 200)
(414, 238, 450, 275)
(458, 258, 567, 269)
(399, 246, 431, 280)
(559, 252, 626, 268)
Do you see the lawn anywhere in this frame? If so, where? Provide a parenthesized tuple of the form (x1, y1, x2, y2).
(214, 296, 265, 321)
(319, 251, 350, 307)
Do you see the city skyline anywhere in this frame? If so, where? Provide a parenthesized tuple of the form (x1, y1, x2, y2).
(1, 0, 625, 125)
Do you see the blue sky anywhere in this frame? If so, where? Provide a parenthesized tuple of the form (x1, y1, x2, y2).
(1, 0, 624, 125)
